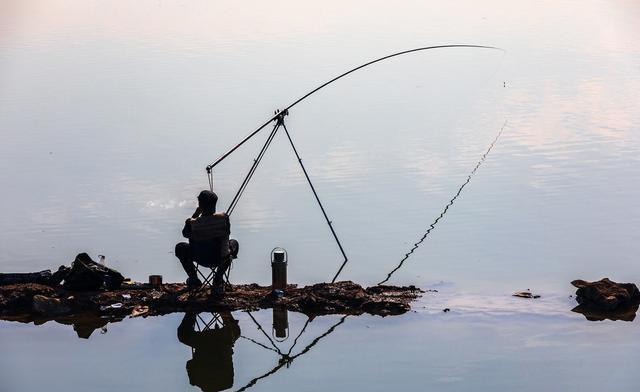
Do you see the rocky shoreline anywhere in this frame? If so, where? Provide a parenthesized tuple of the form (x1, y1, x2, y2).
(0, 281, 422, 325)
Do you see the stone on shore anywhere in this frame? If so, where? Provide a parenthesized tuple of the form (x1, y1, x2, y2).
(571, 278, 640, 311)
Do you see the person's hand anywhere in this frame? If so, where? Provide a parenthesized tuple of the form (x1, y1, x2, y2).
(191, 206, 202, 219)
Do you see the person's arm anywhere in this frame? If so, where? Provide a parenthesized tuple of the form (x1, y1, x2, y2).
(221, 312, 241, 342)
(191, 207, 202, 219)
(224, 213, 231, 235)
(177, 312, 198, 347)
(182, 219, 192, 239)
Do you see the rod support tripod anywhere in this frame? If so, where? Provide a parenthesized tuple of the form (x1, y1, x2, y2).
(206, 108, 349, 283)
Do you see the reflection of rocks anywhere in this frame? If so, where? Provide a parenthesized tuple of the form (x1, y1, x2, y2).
(572, 303, 638, 322)
(571, 278, 640, 310)
(2, 312, 118, 339)
(32, 295, 71, 315)
(55, 313, 112, 338)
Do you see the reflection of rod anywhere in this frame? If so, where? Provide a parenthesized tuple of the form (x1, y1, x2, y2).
(240, 335, 280, 354)
(284, 317, 312, 356)
(235, 315, 349, 392)
(246, 311, 282, 354)
(243, 311, 311, 357)
(378, 121, 508, 285)
(206, 45, 503, 172)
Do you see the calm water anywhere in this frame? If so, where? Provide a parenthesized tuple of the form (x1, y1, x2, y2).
(1, 0, 639, 390)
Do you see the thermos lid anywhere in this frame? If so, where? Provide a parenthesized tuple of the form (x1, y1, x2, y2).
(273, 250, 286, 263)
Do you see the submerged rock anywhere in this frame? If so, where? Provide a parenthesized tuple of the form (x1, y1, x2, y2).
(571, 278, 640, 311)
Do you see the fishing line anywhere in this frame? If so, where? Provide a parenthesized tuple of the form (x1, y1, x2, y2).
(377, 120, 508, 285)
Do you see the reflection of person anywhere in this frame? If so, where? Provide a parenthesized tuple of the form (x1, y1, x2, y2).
(175, 190, 239, 293)
(178, 311, 241, 392)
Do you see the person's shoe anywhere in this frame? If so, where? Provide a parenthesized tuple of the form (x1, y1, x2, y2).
(186, 276, 202, 290)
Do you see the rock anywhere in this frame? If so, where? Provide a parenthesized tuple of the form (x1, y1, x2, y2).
(571, 278, 640, 310)
(0, 283, 58, 311)
(32, 295, 71, 315)
(131, 305, 149, 318)
(513, 290, 540, 299)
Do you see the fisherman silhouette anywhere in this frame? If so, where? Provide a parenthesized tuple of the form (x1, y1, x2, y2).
(175, 190, 239, 293)
(178, 311, 241, 392)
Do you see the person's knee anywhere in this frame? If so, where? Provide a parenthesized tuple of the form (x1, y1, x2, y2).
(175, 242, 191, 261)
(229, 239, 239, 257)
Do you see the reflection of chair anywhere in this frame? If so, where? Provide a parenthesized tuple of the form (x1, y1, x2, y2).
(193, 313, 225, 357)
(195, 312, 224, 332)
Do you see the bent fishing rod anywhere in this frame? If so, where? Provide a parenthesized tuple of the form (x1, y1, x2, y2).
(204, 44, 503, 283)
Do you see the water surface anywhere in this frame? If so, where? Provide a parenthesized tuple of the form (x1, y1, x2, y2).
(1, 0, 639, 390)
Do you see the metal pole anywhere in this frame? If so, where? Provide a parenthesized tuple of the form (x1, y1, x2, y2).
(226, 120, 281, 215)
(279, 120, 349, 283)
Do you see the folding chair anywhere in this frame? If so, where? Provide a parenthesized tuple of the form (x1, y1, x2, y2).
(188, 213, 236, 295)
(193, 260, 232, 294)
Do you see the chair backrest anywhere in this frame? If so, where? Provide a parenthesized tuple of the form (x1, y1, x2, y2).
(189, 213, 230, 266)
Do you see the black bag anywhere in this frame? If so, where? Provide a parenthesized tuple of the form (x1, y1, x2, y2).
(63, 253, 124, 291)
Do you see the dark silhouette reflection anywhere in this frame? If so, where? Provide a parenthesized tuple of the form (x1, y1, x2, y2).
(572, 303, 638, 322)
(272, 306, 289, 341)
(235, 312, 347, 392)
(178, 311, 241, 392)
(171, 308, 347, 392)
(378, 121, 506, 285)
(54, 313, 110, 339)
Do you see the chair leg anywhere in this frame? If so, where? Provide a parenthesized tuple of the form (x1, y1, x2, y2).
(191, 265, 216, 295)
(190, 262, 233, 295)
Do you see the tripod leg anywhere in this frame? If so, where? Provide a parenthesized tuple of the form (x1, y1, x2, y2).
(280, 121, 349, 283)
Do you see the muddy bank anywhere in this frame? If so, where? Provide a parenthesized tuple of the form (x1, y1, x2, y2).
(0, 281, 422, 327)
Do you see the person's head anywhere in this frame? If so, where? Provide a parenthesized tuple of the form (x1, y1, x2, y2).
(197, 190, 218, 215)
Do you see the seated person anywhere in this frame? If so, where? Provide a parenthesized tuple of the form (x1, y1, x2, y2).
(175, 190, 239, 292)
